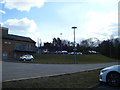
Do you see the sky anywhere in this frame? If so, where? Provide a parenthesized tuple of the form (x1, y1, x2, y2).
(0, 0, 119, 45)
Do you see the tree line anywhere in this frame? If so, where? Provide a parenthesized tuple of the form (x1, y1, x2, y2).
(37, 37, 120, 59)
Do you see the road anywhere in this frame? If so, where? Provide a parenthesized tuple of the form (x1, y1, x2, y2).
(2, 61, 118, 82)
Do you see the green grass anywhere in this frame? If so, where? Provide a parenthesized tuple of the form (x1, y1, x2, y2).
(9, 54, 119, 64)
(32, 54, 118, 64)
(3, 69, 101, 88)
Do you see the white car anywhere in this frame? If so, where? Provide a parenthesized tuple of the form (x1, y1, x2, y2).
(68, 52, 74, 55)
(99, 65, 120, 86)
(19, 55, 34, 61)
(76, 52, 82, 55)
(68, 52, 82, 55)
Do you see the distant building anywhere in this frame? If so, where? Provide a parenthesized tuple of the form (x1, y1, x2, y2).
(1, 27, 37, 60)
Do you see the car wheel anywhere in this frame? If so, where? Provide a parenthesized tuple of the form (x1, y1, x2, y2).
(106, 72, 120, 87)
(23, 59, 26, 61)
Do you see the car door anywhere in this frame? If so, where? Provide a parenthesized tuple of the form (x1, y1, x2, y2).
(27, 55, 31, 60)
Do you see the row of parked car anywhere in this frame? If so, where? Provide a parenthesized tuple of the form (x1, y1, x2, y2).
(68, 52, 82, 55)
(19, 51, 99, 61)
(42, 50, 100, 55)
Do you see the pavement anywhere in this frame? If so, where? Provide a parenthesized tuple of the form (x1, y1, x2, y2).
(2, 61, 118, 82)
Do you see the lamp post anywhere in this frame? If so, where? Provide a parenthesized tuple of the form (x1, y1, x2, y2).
(60, 33, 62, 52)
(72, 26, 77, 64)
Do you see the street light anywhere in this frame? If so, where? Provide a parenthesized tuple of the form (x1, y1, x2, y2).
(60, 33, 62, 51)
(72, 26, 77, 64)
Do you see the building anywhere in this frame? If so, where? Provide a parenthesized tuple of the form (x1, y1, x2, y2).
(1, 27, 37, 60)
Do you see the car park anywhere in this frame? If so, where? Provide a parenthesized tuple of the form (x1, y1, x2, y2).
(99, 65, 120, 87)
(19, 55, 34, 61)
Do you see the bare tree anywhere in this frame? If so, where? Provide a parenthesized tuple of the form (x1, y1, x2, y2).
(37, 38, 42, 48)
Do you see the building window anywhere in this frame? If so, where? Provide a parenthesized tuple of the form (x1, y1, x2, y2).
(3, 53, 7, 57)
(29, 44, 32, 48)
(3, 52, 8, 60)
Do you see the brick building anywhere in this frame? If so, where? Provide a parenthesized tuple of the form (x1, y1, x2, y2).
(1, 27, 37, 60)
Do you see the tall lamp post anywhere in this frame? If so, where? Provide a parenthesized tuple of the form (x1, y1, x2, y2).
(72, 26, 77, 64)
(60, 33, 62, 51)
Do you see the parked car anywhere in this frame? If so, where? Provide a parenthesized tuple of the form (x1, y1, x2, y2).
(82, 51, 100, 54)
(76, 52, 82, 55)
(99, 65, 120, 87)
(19, 55, 34, 61)
(68, 52, 74, 55)
(55, 51, 68, 54)
(68, 52, 82, 55)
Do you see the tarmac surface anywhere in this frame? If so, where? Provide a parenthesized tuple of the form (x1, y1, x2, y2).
(2, 61, 118, 82)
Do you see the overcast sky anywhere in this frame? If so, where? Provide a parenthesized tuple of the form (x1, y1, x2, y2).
(0, 0, 119, 43)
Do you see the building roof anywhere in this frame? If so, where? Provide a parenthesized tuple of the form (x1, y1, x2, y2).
(1, 27, 8, 30)
(2, 34, 36, 43)
(1, 27, 36, 43)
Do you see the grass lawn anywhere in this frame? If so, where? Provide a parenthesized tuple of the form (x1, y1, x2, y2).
(16, 54, 119, 64)
(3, 69, 101, 88)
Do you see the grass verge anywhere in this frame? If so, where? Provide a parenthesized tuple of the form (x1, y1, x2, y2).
(14, 54, 119, 64)
(2, 69, 101, 88)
